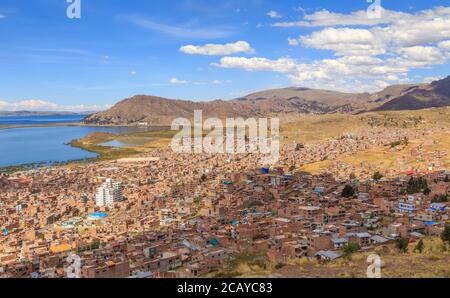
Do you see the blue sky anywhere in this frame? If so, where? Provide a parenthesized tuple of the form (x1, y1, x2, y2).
(0, 0, 449, 111)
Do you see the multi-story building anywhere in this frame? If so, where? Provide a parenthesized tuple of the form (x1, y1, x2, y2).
(399, 201, 417, 214)
(95, 179, 123, 207)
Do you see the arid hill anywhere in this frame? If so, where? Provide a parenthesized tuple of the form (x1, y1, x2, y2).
(83, 76, 450, 125)
(374, 76, 450, 111)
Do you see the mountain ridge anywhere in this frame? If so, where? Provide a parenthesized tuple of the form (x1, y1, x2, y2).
(83, 76, 450, 125)
(0, 111, 86, 117)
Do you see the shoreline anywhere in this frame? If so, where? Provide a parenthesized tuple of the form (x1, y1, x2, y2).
(0, 123, 174, 173)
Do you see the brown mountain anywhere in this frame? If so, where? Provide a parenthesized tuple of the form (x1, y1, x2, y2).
(83, 76, 450, 125)
(83, 96, 259, 125)
(374, 76, 450, 111)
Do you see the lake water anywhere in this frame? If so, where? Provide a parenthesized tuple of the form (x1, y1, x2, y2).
(100, 138, 155, 148)
(0, 115, 157, 168)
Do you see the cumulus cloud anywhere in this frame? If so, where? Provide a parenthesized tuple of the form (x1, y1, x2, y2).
(438, 40, 450, 50)
(298, 28, 385, 56)
(213, 57, 298, 73)
(423, 76, 443, 83)
(267, 11, 283, 19)
(398, 46, 446, 64)
(170, 77, 188, 84)
(180, 41, 255, 56)
(212, 53, 427, 93)
(286, 7, 450, 49)
(214, 6, 450, 92)
(0, 99, 109, 112)
(272, 8, 407, 27)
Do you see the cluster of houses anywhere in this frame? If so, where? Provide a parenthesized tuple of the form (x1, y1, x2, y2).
(0, 124, 448, 278)
(0, 161, 448, 277)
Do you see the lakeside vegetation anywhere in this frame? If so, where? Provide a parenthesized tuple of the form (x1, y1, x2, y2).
(0, 162, 48, 174)
(69, 132, 140, 162)
(68, 130, 178, 162)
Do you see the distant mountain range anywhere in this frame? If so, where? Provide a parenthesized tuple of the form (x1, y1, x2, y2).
(83, 76, 450, 125)
(0, 111, 85, 117)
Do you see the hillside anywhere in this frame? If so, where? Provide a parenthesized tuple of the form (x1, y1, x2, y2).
(208, 237, 450, 278)
(83, 77, 450, 125)
(83, 96, 256, 125)
(375, 77, 450, 111)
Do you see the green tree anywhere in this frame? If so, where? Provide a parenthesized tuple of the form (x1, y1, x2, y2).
(432, 194, 449, 203)
(441, 223, 450, 245)
(395, 238, 409, 253)
(341, 185, 355, 198)
(406, 177, 428, 194)
(414, 240, 425, 254)
(342, 243, 360, 260)
(72, 208, 80, 217)
(372, 171, 383, 181)
(91, 238, 101, 250)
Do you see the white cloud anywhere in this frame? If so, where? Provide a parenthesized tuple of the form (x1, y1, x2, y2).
(130, 71, 137, 75)
(423, 76, 443, 83)
(16, 100, 58, 110)
(212, 55, 415, 92)
(438, 40, 450, 50)
(0, 14, 5, 19)
(273, 8, 410, 27)
(219, 6, 450, 92)
(288, 38, 300, 46)
(170, 77, 188, 84)
(386, 74, 399, 81)
(267, 11, 283, 19)
(0, 99, 109, 112)
(122, 15, 236, 39)
(180, 41, 255, 56)
(213, 57, 298, 73)
(214, 79, 232, 85)
(398, 46, 445, 63)
(298, 28, 385, 56)
(285, 7, 450, 49)
(381, 14, 450, 47)
(193, 80, 232, 85)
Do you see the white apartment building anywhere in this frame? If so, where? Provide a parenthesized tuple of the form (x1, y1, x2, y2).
(95, 179, 123, 207)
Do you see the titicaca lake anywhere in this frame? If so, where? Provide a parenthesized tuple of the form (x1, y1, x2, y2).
(0, 115, 153, 168)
